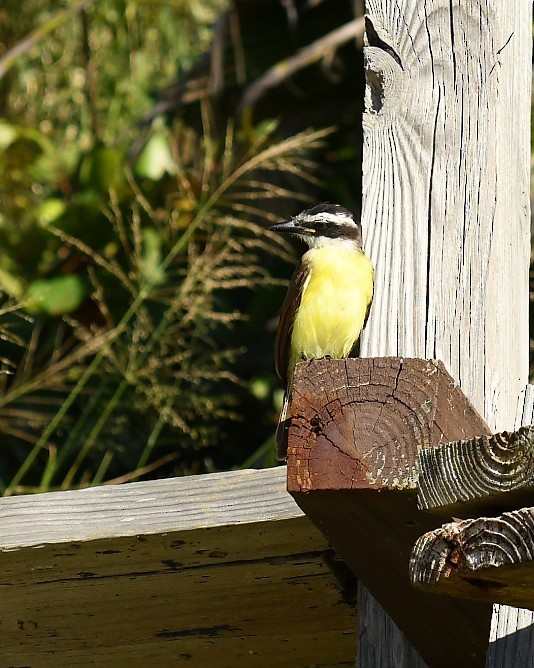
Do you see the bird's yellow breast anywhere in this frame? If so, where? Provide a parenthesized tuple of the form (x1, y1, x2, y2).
(290, 246, 373, 379)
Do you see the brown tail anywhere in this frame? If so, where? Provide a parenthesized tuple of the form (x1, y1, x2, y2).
(275, 393, 290, 460)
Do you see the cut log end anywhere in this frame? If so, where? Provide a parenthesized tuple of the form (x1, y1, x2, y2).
(417, 425, 534, 515)
(410, 508, 534, 611)
(287, 357, 490, 493)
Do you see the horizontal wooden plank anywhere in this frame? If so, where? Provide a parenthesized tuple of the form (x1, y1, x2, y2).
(0, 467, 298, 549)
(410, 507, 534, 610)
(3, 631, 356, 668)
(0, 467, 358, 667)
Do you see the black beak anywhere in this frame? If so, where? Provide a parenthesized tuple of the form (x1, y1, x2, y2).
(268, 219, 315, 236)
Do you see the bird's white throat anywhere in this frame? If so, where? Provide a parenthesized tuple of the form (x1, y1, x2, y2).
(298, 235, 362, 251)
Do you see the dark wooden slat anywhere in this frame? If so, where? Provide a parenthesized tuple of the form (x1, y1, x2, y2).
(0, 467, 357, 667)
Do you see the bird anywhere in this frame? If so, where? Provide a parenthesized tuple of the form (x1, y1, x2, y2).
(269, 202, 374, 459)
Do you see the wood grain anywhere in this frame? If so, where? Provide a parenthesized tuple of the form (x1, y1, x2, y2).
(356, 583, 429, 668)
(486, 391, 534, 665)
(0, 467, 358, 667)
(410, 508, 534, 611)
(417, 425, 534, 515)
(359, 0, 531, 436)
(0, 467, 295, 548)
(487, 605, 534, 668)
(287, 357, 489, 493)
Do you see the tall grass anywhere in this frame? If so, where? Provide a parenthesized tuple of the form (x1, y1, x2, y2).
(0, 1, 335, 493)
(0, 116, 329, 494)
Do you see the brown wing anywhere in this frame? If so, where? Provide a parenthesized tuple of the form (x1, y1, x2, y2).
(274, 258, 309, 390)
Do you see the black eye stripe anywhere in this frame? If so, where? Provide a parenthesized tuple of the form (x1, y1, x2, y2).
(304, 218, 349, 229)
(309, 220, 329, 230)
(305, 221, 361, 240)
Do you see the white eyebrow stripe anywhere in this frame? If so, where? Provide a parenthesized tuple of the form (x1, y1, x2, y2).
(298, 212, 356, 226)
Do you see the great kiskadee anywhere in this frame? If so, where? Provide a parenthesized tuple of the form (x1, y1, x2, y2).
(269, 203, 374, 459)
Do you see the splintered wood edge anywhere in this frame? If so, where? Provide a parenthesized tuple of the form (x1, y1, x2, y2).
(410, 507, 534, 610)
(417, 425, 534, 512)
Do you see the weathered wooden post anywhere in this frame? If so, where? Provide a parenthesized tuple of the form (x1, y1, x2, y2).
(359, 0, 531, 430)
(286, 0, 532, 665)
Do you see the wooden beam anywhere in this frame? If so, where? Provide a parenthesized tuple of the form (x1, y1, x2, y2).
(287, 357, 489, 493)
(0, 466, 302, 547)
(288, 356, 493, 668)
(486, 390, 534, 664)
(416, 426, 534, 516)
(411, 395, 534, 665)
(410, 508, 534, 610)
(0, 467, 358, 667)
(354, 0, 532, 665)
(412, 422, 534, 615)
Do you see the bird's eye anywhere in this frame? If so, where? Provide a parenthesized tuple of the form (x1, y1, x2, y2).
(304, 228, 316, 234)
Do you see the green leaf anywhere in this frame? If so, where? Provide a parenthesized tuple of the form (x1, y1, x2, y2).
(0, 121, 17, 149)
(140, 227, 165, 284)
(249, 376, 272, 401)
(79, 146, 126, 194)
(135, 131, 178, 180)
(0, 121, 53, 153)
(36, 198, 66, 226)
(273, 388, 284, 411)
(26, 274, 86, 315)
(0, 267, 25, 298)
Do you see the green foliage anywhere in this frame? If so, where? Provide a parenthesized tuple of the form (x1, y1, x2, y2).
(27, 274, 87, 315)
(0, 108, 325, 495)
(0, 0, 337, 494)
